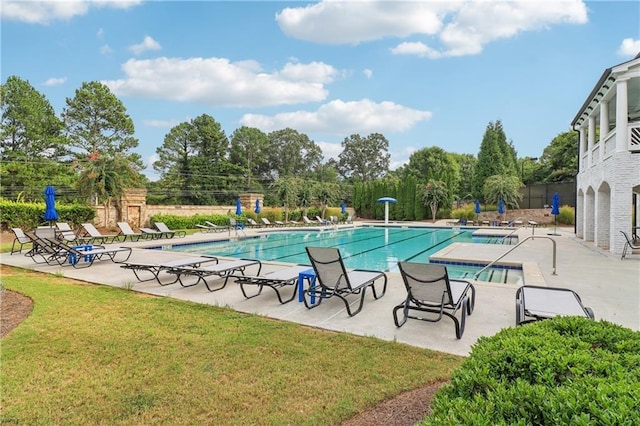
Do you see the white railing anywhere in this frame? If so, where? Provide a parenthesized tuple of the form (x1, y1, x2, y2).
(629, 122, 640, 152)
(591, 143, 600, 166)
(602, 130, 616, 158)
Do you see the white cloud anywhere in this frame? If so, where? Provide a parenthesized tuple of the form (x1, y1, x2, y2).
(391, 42, 442, 59)
(276, 1, 450, 45)
(240, 99, 431, 135)
(363, 69, 373, 79)
(43, 77, 67, 86)
(103, 57, 336, 107)
(617, 38, 640, 57)
(316, 140, 343, 162)
(129, 36, 162, 55)
(276, 0, 588, 58)
(143, 119, 181, 128)
(100, 44, 113, 54)
(1, 0, 141, 24)
(389, 146, 417, 170)
(97, 27, 104, 39)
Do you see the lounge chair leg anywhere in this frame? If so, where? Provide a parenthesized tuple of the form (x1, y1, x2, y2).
(392, 302, 409, 327)
(344, 288, 367, 317)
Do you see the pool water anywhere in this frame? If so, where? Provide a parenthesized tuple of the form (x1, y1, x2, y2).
(160, 227, 523, 283)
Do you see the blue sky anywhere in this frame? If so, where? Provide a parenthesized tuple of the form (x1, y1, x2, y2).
(2, 0, 639, 180)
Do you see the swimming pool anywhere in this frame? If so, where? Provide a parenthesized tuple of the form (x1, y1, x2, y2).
(157, 227, 523, 283)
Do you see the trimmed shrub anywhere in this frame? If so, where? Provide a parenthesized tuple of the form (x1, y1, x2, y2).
(557, 205, 575, 225)
(451, 206, 476, 221)
(0, 199, 95, 230)
(149, 214, 232, 230)
(423, 317, 640, 425)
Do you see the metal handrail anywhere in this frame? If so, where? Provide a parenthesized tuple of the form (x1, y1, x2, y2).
(473, 235, 557, 280)
(498, 227, 520, 244)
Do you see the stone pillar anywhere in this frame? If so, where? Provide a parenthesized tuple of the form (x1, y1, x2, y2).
(578, 126, 587, 171)
(120, 188, 147, 228)
(615, 78, 628, 152)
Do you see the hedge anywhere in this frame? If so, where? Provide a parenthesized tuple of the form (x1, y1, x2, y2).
(423, 317, 640, 425)
(0, 199, 95, 231)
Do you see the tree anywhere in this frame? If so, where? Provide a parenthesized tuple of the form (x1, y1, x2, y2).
(473, 120, 516, 199)
(315, 181, 340, 219)
(153, 115, 234, 205)
(403, 146, 459, 198)
(229, 126, 270, 190)
(75, 152, 142, 223)
(0, 76, 75, 201)
(421, 180, 449, 222)
(63, 81, 141, 168)
(1, 75, 66, 160)
(482, 175, 523, 213)
(270, 176, 300, 222)
(153, 122, 198, 204)
(267, 128, 322, 178)
(449, 153, 476, 201)
(539, 131, 578, 182)
(337, 133, 390, 182)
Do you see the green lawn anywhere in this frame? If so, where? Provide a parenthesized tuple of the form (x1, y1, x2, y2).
(1, 267, 462, 425)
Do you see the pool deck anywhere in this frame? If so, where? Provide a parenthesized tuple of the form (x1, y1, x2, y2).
(2, 222, 638, 356)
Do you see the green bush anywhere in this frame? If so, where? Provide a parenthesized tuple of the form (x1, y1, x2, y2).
(149, 214, 232, 229)
(422, 317, 640, 425)
(557, 205, 575, 225)
(0, 199, 95, 230)
(451, 206, 476, 221)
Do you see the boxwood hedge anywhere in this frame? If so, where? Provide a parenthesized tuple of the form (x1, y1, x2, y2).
(423, 317, 640, 425)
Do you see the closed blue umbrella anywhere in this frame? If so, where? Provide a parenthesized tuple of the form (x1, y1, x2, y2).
(44, 185, 59, 223)
(549, 193, 561, 236)
(235, 198, 242, 215)
(340, 200, 346, 214)
(475, 200, 481, 214)
(498, 199, 505, 215)
(551, 193, 560, 215)
(254, 199, 261, 214)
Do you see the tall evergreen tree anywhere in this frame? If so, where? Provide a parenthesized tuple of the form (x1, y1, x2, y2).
(472, 120, 515, 199)
(0, 76, 75, 200)
(63, 81, 142, 167)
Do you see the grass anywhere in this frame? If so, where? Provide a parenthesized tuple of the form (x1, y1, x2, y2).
(1, 267, 463, 425)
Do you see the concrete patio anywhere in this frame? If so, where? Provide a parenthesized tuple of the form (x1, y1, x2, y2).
(2, 223, 638, 356)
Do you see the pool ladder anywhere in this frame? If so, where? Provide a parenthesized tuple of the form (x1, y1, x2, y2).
(473, 235, 557, 280)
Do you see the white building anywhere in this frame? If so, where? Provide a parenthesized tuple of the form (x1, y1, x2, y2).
(571, 52, 640, 256)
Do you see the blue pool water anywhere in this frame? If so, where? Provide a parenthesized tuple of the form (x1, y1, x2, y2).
(158, 227, 523, 283)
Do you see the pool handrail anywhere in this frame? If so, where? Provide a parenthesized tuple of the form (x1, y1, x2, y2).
(473, 235, 557, 280)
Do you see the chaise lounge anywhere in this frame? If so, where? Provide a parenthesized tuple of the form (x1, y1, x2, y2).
(304, 247, 387, 316)
(120, 255, 219, 284)
(394, 262, 475, 339)
(233, 265, 311, 304)
(167, 259, 262, 292)
(515, 285, 594, 325)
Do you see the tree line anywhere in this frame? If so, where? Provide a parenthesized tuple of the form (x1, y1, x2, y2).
(1, 75, 578, 218)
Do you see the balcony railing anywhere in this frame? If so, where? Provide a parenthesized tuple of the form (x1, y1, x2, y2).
(630, 122, 640, 152)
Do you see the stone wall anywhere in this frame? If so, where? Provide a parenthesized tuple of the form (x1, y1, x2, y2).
(94, 204, 236, 229)
(475, 208, 567, 226)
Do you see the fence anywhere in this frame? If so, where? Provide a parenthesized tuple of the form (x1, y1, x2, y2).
(520, 182, 576, 209)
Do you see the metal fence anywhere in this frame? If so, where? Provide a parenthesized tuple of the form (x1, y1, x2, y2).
(520, 182, 576, 209)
